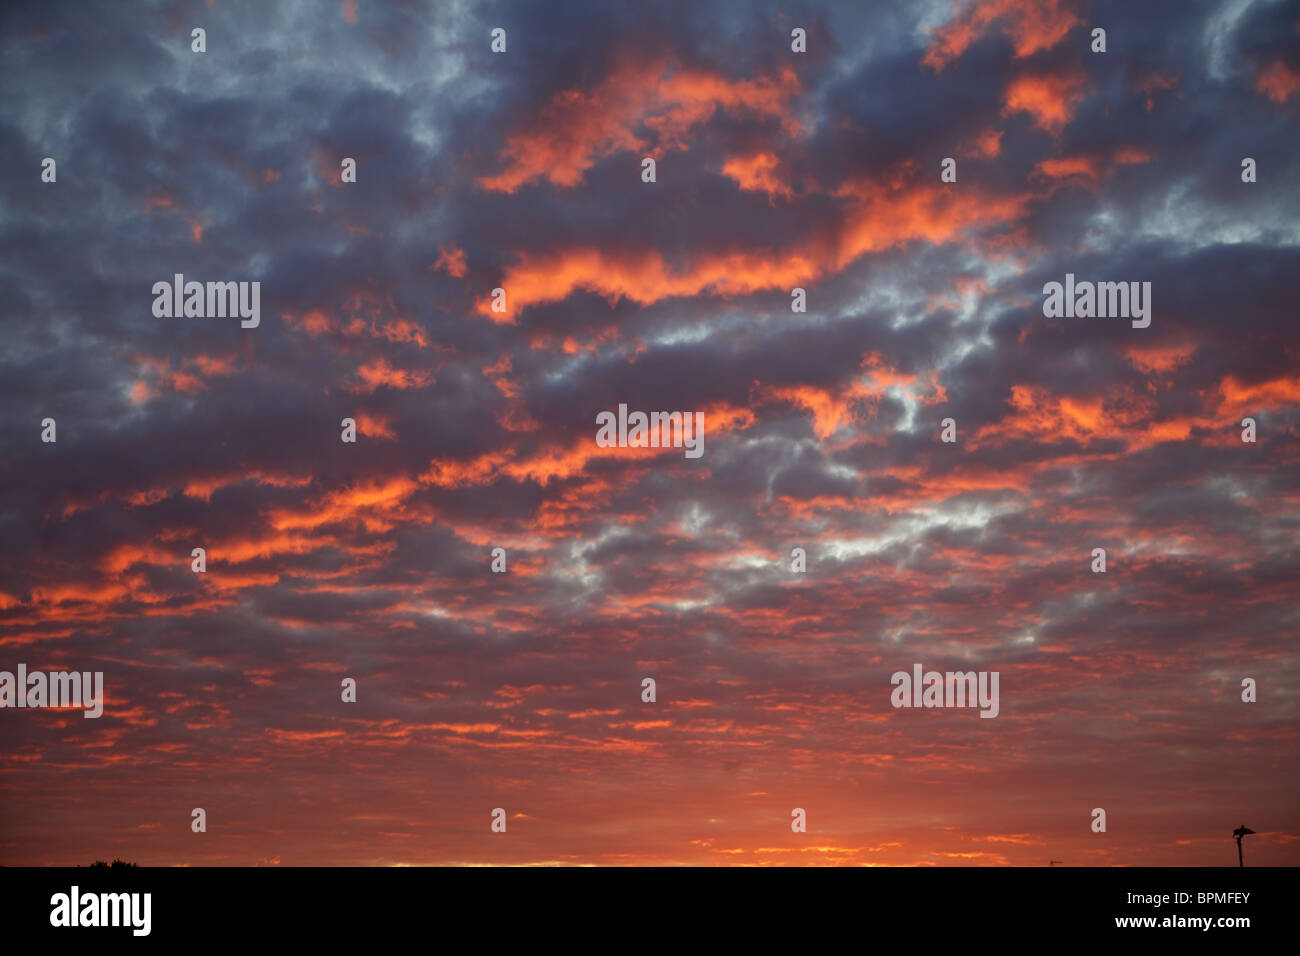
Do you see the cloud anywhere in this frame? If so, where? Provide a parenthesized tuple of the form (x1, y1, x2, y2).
(1256, 59, 1300, 103)
(1001, 67, 1089, 133)
(0, 0, 1297, 868)
(923, 0, 1082, 70)
(477, 58, 802, 193)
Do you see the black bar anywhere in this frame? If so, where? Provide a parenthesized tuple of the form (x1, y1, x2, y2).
(0, 865, 1287, 943)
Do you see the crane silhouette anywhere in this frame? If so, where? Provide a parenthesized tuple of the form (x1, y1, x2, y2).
(1049, 859, 1065, 867)
(1233, 825, 1255, 867)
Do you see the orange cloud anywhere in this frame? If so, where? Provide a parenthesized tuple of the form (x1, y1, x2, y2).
(973, 384, 1151, 448)
(143, 193, 206, 243)
(378, 318, 429, 347)
(355, 412, 396, 440)
(1218, 374, 1300, 412)
(283, 308, 336, 337)
(1124, 341, 1197, 376)
(433, 243, 467, 278)
(478, 59, 802, 193)
(1002, 67, 1088, 133)
(766, 384, 861, 440)
(131, 351, 241, 400)
(349, 356, 433, 394)
(721, 152, 793, 199)
(834, 178, 1030, 270)
(182, 470, 313, 502)
(480, 245, 818, 322)
(143, 192, 178, 213)
(284, 293, 434, 348)
(924, 0, 1082, 70)
(482, 355, 520, 398)
(1032, 145, 1149, 187)
(1113, 145, 1151, 166)
(482, 175, 1030, 319)
(1034, 154, 1103, 182)
(267, 477, 421, 533)
(193, 354, 237, 376)
(421, 451, 514, 489)
(1256, 59, 1300, 103)
(99, 541, 179, 575)
(972, 373, 1300, 454)
(491, 401, 756, 486)
(1133, 72, 1179, 112)
(960, 127, 1003, 158)
(763, 354, 939, 440)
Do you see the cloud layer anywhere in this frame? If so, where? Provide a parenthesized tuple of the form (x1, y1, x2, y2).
(0, 0, 1297, 866)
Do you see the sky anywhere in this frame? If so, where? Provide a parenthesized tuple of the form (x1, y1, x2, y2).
(1, 0, 1298, 867)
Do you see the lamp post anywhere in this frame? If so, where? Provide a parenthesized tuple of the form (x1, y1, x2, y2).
(1233, 825, 1255, 867)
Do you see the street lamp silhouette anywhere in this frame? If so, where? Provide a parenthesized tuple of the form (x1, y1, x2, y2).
(1233, 825, 1255, 867)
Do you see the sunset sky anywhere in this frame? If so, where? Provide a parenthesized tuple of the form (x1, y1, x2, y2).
(1, 0, 1298, 866)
